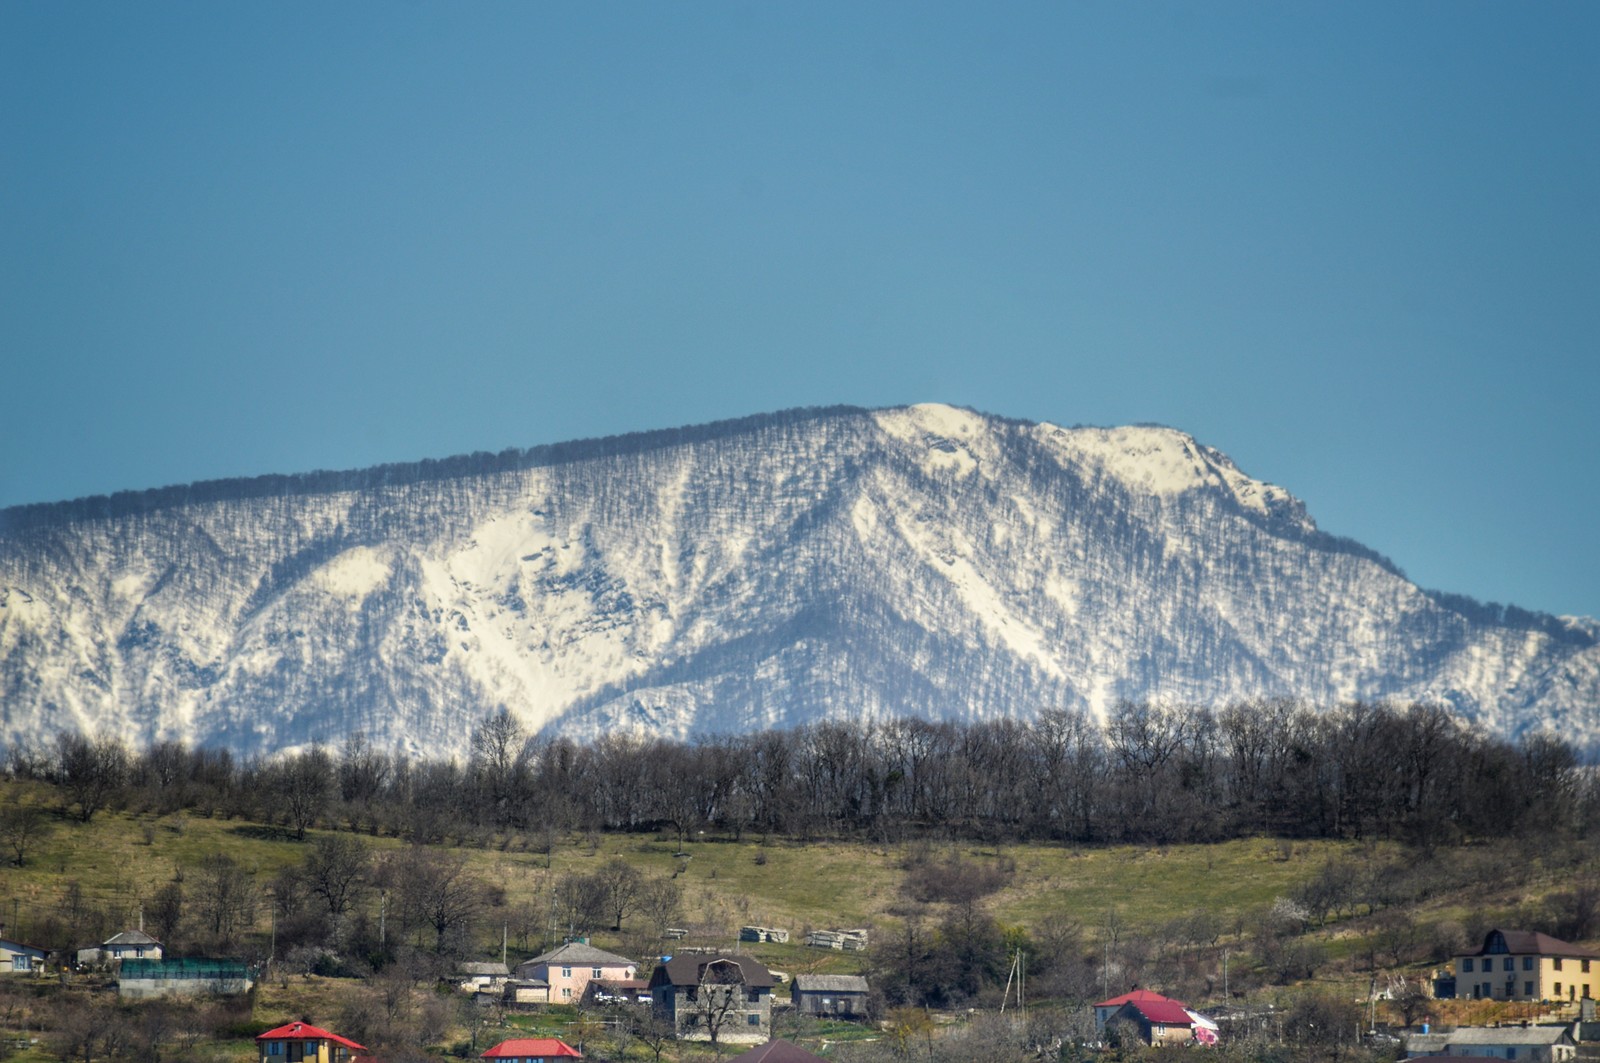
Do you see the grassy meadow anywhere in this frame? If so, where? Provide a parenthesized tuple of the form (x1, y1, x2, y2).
(3, 777, 1598, 1062)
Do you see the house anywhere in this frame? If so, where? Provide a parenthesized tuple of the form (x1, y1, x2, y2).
(458, 961, 511, 993)
(480, 1038, 582, 1061)
(724, 1040, 830, 1062)
(79, 929, 164, 967)
(0, 938, 46, 974)
(514, 942, 637, 1004)
(119, 958, 254, 999)
(649, 953, 777, 1044)
(791, 974, 870, 1019)
(1093, 990, 1188, 1034)
(1106, 997, 1204, 1047)
(1404, 1024, 1578, 1061)
(1449, 929, 1600, 1003)
(256, 1021, 366, 1063)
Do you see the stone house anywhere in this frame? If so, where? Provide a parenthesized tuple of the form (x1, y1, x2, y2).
(649, 953, 776, 1044)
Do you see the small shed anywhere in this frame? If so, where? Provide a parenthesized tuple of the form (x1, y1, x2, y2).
(791, 974, 870, 1018)
(502, 978, 551, 1007)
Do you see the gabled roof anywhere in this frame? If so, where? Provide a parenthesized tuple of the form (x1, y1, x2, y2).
(1473, 928, 1600, 959)
(481, 1038, 582, 1058)
(650, 953, 776, 989)
(459, 961, 511, 976)
(724, 1040, 829, 1063)
(1119, 998, 1195, 1026)
(103, 930, 162, 948)
(792, 974, 869, 993)
(521, 942, 637, 969)
(256, 1022, 367, 1053)
(1095, 988, 1185, 1010)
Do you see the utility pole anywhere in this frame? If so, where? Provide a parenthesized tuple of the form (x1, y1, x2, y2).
(379, 890, 387, 950)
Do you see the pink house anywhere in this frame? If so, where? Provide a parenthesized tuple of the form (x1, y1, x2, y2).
(514, 942, 637, 1004)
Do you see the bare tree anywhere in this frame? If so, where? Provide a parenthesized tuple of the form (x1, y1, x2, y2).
(470, 707, 528, 827)
(686, 958, 755, 1052)
(637, 876, 683, 939)
(53, 731, 127, 823)
(390, 848, 486, 956)
(0, 795, 53, 866)
(593, 858, 645, 931)
(306, 833, 371, 923)
(274, 746, 333, 841)
(194, 853, 256, 952)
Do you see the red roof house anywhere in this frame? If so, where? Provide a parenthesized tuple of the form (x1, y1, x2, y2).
(1109, 997, 1202, 1047)
(480, 1039, 582, 1061)
(256, 1022, 367, 1063)
(1092, 989, 1186, 1032)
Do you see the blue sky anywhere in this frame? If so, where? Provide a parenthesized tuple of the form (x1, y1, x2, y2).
(3, 2, 1597, 620)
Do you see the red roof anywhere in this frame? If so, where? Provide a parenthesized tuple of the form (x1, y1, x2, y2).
(1094, 989, 1185, 1010)
(1124, 998, 1195, 1026)
(256, 1022, 367, 1053)
(481, 1039, 581, 1059)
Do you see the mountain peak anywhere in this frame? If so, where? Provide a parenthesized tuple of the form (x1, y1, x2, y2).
(1, 406, 1593, 756)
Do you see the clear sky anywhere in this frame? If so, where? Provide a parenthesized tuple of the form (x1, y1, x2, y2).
(3, 3, 1597, 620)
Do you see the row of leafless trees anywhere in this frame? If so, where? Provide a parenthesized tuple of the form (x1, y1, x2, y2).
(8, 699, 1597, 851)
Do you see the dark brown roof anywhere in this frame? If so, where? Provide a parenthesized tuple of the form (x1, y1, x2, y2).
(723, 1040, 829, 1063)
(1473, 929, 1600, 959)
(648, 954, 776, 989)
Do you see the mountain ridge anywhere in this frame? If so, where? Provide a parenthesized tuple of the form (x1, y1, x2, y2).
(2, 404, 1595, 757)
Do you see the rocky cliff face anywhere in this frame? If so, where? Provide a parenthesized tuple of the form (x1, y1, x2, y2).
(3, 404, 1595, 757)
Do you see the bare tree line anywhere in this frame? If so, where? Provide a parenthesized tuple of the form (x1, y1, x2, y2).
(6, 700, 1596, 855)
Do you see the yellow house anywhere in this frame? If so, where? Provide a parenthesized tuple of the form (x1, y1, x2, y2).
(256, 1021, 367, 1063)
(1453, 929, 1600, 1003)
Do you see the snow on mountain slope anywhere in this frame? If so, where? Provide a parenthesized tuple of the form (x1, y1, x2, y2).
(2, 404, 1595, 757)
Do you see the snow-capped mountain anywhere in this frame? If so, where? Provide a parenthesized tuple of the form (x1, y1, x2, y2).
(2, 404, 1596, 757)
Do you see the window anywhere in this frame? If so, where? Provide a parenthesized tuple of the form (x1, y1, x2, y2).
(1554, 958, 1564, 971)
(1523, 957, 1534, 970)
(1584, 960, 1592, 973)
(1504, 958, 1514, 972)
(9, 956, 29, 972)
(269, 1045, 282, 1057)
(747, 1014, 761, 1026)
(1526, 982, 1534, 996)
(593, 967, 602, 978)
(1555, 982, 1562, 996)
(562, 988, 571, 998)
(1464, 959, 1474, 972)
(562, 967, 572, 978)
